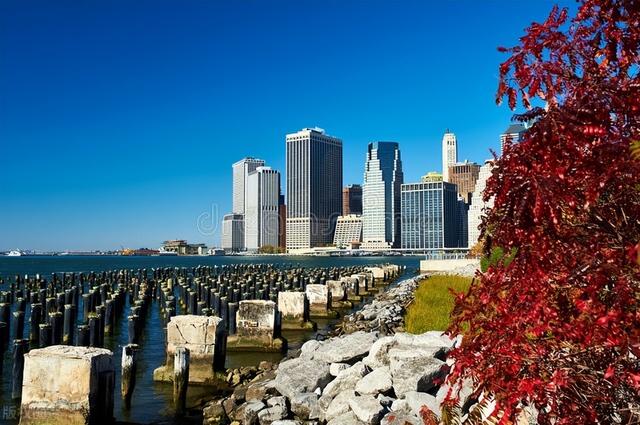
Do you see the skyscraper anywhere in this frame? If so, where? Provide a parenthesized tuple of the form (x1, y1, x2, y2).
(468, 160, 495, 247)
(442, 131, 457, 182)
(286, 128, 343, 251)
(232, 157, 265, 214)
(500, 123, 527, 155)
(245, 166, 280, 251)
(448, 160, 481, 203)
(400, 180, 464, 250)
(362, 142, 403, 249)
(342, 184, 363, 215)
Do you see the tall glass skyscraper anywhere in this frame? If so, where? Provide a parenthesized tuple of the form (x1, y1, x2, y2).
(362, 142, 403, 249)
(245, 166, 280, 251)
(286, 128, 343, 251)
(400, 180, 465, 250)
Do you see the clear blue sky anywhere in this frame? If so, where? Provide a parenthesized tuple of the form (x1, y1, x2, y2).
(0, 0, 569, 251)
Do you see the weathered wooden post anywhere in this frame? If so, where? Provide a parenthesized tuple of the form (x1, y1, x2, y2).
(88, 316, 100, 347)
(104, 299, 114, 335)
(38, 324, 51, 348)
(12, 339, 29, 399)
(29, 303, 42, 344)
(173, 346, 190, 415)
(128, 315, 139, 345)
(77, 325, 90, 346)
(63, 304, 74, 344)
(121, 343, 139, 409)
(12, 311, 25, 340)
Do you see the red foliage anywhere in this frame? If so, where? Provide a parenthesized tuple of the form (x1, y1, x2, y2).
(446, 1, 640, 424)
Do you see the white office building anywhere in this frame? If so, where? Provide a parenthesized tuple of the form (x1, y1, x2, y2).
(232, 157, 265, 214)
(245, 166, 280, 251)
(221, 213, 244, 252)
(468, 160, 495, 247)
(442, 131, 458, 182)
(286, 128, 343, 251)
(333, 215, 363, 248)
(362, 142, 403, 249)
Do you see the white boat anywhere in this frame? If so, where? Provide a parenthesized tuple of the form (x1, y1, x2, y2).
(7, 250, 25, 257)
(157, 248, 178, 256)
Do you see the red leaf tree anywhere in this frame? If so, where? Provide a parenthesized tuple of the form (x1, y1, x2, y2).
(446, 1, 640, 423)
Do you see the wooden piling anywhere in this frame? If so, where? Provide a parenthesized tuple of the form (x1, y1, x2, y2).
(12, 311, 25, 340)
(63, 304, 74, 344)
(12, 339, 29, 400)
(173, 346, 190, 415)
(121, 343, 139, 409)
(38, 324, 52, 348)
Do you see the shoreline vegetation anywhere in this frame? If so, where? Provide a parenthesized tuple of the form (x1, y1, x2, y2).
(405, 275, 472, 333)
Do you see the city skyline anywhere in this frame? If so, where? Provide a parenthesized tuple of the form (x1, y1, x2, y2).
(0, 1, 572, 251)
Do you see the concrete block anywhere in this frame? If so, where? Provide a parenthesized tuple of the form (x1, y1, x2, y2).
(153, 315, 226, 385)
(20, 345, 114, 425)
(278, 292, 315, 331)
(228, 300, 286, 352)
(306, 284, 337, 318)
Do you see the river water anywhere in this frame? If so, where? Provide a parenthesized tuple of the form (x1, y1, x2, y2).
(0, 255, 420, 424)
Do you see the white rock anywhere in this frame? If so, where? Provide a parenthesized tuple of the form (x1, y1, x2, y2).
(330, 362, 350, 376)
(325, 389, 357, 422)
(258, 404, 288, 425)
(389, 347, 447, 397)
(363, 336, 396, 369)
(327, 410, 365, 425)
(290, 392, 318, 420)
(355, 366, 392, 395)
(404, 391, 441, 419)
(323, 362, 369, 398)
(274, 358, 331, 399)
(312, 331, 379, 363)
(349, 394, 385, 424)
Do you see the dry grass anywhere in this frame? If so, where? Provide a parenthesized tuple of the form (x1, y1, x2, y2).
(405, 274, 472, 333)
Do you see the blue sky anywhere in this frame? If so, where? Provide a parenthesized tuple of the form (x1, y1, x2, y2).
(0, 0, 569, 251)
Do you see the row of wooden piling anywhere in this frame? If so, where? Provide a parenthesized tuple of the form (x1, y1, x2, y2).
(0, 263, 398, 414)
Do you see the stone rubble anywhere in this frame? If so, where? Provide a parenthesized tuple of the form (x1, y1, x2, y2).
(339, 276, 421, 335)
(202, 274, 480, 425)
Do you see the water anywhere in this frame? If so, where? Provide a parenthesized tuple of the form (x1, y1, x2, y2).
(0, 255, 420, 424)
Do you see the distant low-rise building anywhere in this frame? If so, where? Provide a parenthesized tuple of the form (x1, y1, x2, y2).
(221, 214, 244, 252)
(161, 240, 208, 255)
(333, 215, 363, 248)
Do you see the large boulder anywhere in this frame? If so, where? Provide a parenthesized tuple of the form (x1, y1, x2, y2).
(389, 347, 447, 397)
(355, 366, 392, 395)
(312, 331, 379, 364)
(323, 362, 369, 398)
(235, 400, 266, 425)
(349, 394, 386, 424)
(404, 391, 441, 419)
(290, 392, 318, 420)
(327, 410, 365, 425)
(380, 412, 422, 425)
(325, 389, 357, 422)
(258, 405, 288, 425)
(274, 358, 331, 399)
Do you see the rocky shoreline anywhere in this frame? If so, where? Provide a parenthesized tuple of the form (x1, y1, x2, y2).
(202, 275, 474, 425)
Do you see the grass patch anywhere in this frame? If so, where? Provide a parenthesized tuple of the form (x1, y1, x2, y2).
(405, 275, 472, 333)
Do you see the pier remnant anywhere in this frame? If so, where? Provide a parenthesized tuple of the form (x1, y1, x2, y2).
(227, 300, 286, 352)
(121, 344, 139, 409)
(306, 284, 337, 318)
(173, 347, 190, 415)
(153, 315, 226, 385)
(20, 345, 115, 425)
(277, 291, 315, 330)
